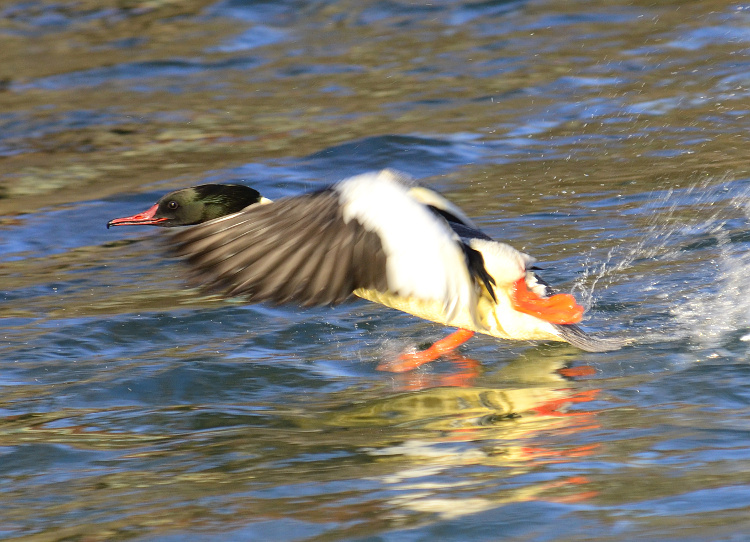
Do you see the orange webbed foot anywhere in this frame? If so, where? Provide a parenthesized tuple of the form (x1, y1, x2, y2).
(510, 278, 584, 324)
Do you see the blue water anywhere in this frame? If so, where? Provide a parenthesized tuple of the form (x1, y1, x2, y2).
(2, 1, 750, 540)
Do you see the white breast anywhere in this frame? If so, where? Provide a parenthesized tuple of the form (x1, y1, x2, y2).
(336, 170, 477, 322)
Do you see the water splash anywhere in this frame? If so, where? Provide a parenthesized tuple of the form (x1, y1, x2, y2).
(574, 176, 750, 350)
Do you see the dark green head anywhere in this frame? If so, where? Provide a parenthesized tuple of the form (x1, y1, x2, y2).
(107, 184, 264, 228)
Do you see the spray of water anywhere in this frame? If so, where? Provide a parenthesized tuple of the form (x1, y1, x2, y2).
(573, 176, 750, 350)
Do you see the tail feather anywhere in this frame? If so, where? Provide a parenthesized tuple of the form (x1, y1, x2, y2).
(553, 323, 630, 352)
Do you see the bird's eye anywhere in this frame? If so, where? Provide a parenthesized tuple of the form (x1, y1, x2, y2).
(167, 200, 179, 210)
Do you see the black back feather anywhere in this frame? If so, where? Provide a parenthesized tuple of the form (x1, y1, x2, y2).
(424, 203, 496, 301)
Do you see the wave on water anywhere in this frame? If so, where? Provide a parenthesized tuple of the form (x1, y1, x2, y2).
(574, 176, 750, 351)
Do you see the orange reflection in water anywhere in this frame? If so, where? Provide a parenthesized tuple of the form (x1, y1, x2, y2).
(366, 350, 604, 516)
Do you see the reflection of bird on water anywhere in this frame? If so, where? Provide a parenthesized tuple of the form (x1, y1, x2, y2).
(316, 349, 602, 515)
(322, 346, 599, 430)
(108, 169, 626, 369)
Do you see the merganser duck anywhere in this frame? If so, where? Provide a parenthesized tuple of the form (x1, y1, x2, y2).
(108, 169, 625, 370)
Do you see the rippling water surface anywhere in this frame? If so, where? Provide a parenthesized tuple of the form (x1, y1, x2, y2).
(2, 1, 750, 540)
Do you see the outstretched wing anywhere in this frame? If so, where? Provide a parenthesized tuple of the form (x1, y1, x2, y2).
(170, 170, 481, 322)
(170, 187, 387, 306)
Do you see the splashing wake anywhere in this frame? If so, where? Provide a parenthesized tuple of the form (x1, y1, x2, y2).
(574, 176, 750, 350)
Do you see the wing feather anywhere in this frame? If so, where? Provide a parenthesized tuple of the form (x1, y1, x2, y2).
(271, 225, 340, 303)
(170, 170, 481, 323)
(222, 204, 337, 299)
(336, 170, 478, 323)
(170, 189, 387, 306)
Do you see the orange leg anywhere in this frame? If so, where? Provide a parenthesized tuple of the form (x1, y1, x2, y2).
(377, 329, 476, 372)
(510, 278, 584, 324)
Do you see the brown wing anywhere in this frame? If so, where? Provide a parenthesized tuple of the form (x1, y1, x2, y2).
(169, 189, 388, 306)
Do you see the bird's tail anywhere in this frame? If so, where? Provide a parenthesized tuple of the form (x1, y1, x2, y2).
(553, 323, 631, 352)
